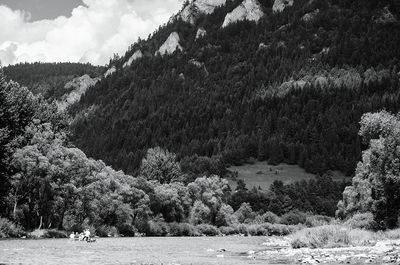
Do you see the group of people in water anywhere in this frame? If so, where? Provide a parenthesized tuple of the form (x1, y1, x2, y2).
(69, 229, 95, 242)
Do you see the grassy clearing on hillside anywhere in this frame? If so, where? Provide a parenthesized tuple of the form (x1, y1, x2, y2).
(227, 162, 349, 190)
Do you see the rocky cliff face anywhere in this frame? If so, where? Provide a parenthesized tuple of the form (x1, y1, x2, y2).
(57, 74, 100, 111)
(180, 0, 227, 24)
(272, 0, 294, 13)
(301, 9, 319, 22)
(123, 50, 143, 68)
(196, 28, 207, 39)
(156, 32, 183, 56)
(222, 0, 264, 28)
(104, 66, 116, 78)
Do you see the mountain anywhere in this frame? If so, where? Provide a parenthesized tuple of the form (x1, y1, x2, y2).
(3, 62, 104, 102)
(57, 74, 101, 111)
(70, 0, 400, 176)
(222, 0, 265, 27)
(156, 32, 184, 55)
(179, 0, 227, 24)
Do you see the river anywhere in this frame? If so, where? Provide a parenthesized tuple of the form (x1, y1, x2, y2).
(0, 236, 271, 264)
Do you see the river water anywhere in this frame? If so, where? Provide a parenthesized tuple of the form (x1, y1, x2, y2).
(0, 236, 270, 264)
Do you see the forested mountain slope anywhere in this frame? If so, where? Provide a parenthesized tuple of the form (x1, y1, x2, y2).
(3, 62, 104, 101)
(71, 0, 400, 176)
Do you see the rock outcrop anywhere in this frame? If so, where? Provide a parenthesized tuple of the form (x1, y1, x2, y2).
(196, 27, 207, 39)
(258, 43, 270, 50)
(104, 66, 116, 78)
(189, 59, 209, 76)
(180, 0, 227, 24)
(272, 0, 294, 13)
(57, 74, 100, 111)
(222, 0, 264, 28)
(301, 9, 319, 22)
(156, 32, 183, 56)
(375, 6, 397, 24)
(123, 50, 143, 68)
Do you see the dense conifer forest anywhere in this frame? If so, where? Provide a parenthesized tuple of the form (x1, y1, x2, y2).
(3, 62, 104, 100)
(68, 0, 400, 176)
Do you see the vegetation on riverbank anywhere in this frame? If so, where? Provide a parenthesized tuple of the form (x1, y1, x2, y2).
(1, 67, 400, 243)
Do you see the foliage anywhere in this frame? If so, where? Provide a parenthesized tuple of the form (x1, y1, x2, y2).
(290, 225, 375, 249)
(151, 182, 191, 223)
(235, 202, 256, 223)
(180, 155, 227, 183)
(215, 203, 238, 226)
(256, 211, 281, 224)
(195, 224, 220, 236)
(230, 174, 349, 217)
(305, 215, 333, 227)
(189, 200, 211, 225)
(140, 147, 183, 184)
(337, 111, 400, 229)
(344, 212, 376, 230)
(218, 226, 237, 235)
(43, 229, 68, 238)
(0, 217, 25, 238)
(188, 176, 230, 223)
(168, 222, 198, 236)
(95, 225, 119, 237)
(261, 223, 299, 236)
(281, 210, 308, 225)
(148, 219, 170, 236)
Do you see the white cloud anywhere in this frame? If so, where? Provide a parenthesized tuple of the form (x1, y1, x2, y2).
(0, 0, 183, 66)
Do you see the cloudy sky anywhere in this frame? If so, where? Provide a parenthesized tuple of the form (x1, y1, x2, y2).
(0, 0, 183, 66)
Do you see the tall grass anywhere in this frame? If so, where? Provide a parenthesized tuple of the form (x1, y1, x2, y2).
(290, 225, 376, 249)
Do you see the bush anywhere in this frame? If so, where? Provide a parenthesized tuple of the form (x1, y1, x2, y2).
(43, 229, 68, 238)
(236, 224, 249, 235)
(306, 215, 333, 227)
(117, 223, 137, 237)
(148, 221, 169, 236)
(96, 225, 119, 237)
(0, 218, 26, 238)
(261, 212, 281, 224)
(247, 224, 268, 236)
(291, 225, 350, 248)
(215, 204, 238, 227)
(344, 212, 376, 230)
(169, 223, 198, 236)
(62, 213, 82, 232)
(219, 226, 237, 235)
(281, 211, 308, 225)
(263, 223, 300, 236)
(196, 224, 220, 236)
(235, 203, 256, 223)
(290, 225, 375, 249)
(383, 228, 400, 239)
(190, 201, 211, 225)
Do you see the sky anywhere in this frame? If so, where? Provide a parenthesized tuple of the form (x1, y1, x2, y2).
(0, 0, 183, 66)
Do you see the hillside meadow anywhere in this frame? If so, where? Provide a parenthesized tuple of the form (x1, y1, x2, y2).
(227, 162, 350, 190)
